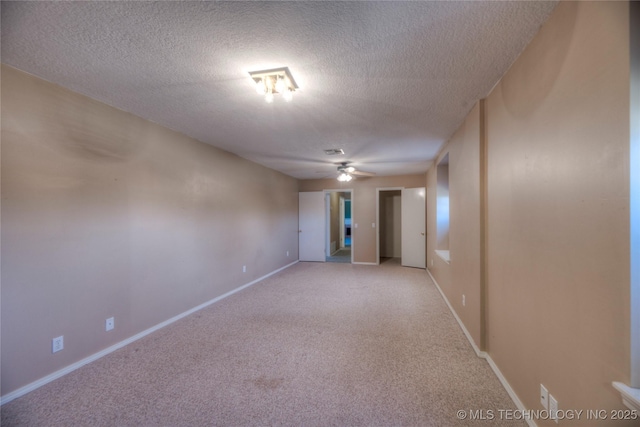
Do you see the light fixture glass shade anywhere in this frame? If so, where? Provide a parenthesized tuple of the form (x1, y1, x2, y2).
(256, 79, 266, 95)
(249, 67, 299, 103)
(265, 92, 274, 103)
(337, 173, 352, 182)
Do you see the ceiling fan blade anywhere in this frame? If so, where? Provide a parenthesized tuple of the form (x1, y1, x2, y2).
(314, 171, 335, 179)
(351, 170, 375, 177)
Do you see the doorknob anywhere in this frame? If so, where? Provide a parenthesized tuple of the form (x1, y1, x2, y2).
(421, 232, 425, 236)
(299, 230, 302, 233)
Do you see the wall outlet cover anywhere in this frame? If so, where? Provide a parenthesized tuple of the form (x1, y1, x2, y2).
(106, 317, 115, 331)
(52, 336, 64, 353)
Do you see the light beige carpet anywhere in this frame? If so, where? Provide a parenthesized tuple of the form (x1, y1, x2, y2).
(1, 259, 525, 426)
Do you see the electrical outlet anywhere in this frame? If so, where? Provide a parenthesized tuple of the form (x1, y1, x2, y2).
(52, 336, 64, 353)
(106, 317, 115, 332)
(242, 265, 246, 273)
(462, 294, 466, 306)
(540, 384, 549, 409)
(431, 259, 434, 267)
(549, 394, 558, 423)
(372, 223, 375, 228)
(286, 251, 289, 257)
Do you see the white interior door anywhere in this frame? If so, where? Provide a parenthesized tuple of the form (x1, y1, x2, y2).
(299, 191, 326, 262)
(401, 187, 426, 268)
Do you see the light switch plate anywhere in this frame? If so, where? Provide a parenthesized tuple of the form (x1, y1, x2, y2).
(549, 394, 558, 423)
(540, 384, 549, 409)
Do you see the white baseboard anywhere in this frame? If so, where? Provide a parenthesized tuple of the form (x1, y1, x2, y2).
(0, 260, 299, 406)
(426, 269, 485, 358)
(612, 382, 640, 412)
(426, 269, 536, 427)
(352, 262, 377, 265)
(485, 355, 535, 427)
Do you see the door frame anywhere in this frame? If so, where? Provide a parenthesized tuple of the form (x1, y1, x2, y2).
(339, 196, 345, 249)
(376, 187, 404, 265)
(324, 189, 354, 264)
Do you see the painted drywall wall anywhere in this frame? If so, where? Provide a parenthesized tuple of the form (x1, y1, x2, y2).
(485, 1, 631, 420)
(379, 190, 401, 258)
(427, 2, 632, 424)
(1, 65, 300, 395)
(427, 102, 482, 349)
(299, 175, 425, 264)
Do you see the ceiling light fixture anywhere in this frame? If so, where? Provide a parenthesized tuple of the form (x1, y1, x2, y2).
(337, 173, 353, 182)
(249, 67, 298, 103)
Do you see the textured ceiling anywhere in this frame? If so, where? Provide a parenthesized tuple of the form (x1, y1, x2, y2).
(1, 1, 557, 180)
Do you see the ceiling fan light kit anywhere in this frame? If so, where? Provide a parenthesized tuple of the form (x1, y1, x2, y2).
(335, 162, 375, 182)
(337, 173, 353, 182)
(249, 67, 298, 103)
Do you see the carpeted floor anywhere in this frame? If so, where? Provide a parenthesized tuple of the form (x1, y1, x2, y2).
(326, 248, 351, 263)
(1, 260, 525, 426)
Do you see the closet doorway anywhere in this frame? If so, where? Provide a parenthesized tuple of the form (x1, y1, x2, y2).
(377, 188, 402, 264)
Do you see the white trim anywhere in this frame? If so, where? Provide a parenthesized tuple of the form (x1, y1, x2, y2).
(611, 382, 640, 412)
(427, 269, 483, 357)
(0, 260, 299, 406)
(352, 262, 377, 266)
(484, 355, 536, 427)
(426, 269, 536, 427)
(325, 192, 331, 257)
(434, 249, 451, 264)
(612, 382, 640, 412)
(330, 242, 338, 255)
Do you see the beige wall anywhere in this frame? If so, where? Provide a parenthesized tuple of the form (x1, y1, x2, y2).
(427, 102, 483, 348)
(487, 1, 630, 420)
(299, 175, 424, 264)
(427, 2, 632, 424)
(1, 65, 300, 395)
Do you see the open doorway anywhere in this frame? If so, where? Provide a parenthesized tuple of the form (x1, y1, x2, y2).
(377, 189, 402, 264)
(325, 190, 352, 263)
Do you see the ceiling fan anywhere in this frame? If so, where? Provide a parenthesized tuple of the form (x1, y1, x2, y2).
(336, 162, 375, 182)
